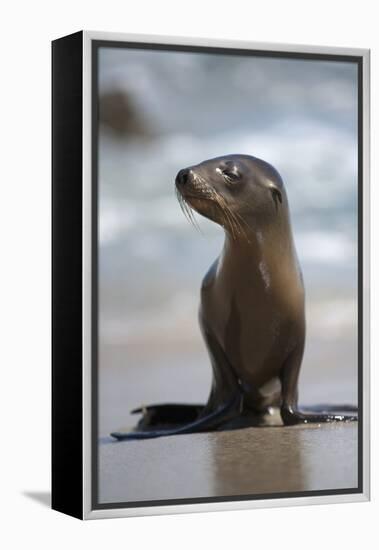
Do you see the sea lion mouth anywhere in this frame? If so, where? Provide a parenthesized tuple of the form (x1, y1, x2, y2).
(175, 181, 249, 241)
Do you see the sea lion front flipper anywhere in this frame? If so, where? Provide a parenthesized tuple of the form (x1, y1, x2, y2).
(281, 408, 358, 425)
(280, 344, 358, 425)
(298, 404, 358, 413)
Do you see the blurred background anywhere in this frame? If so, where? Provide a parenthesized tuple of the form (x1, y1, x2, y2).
(97, 46, 358, 438)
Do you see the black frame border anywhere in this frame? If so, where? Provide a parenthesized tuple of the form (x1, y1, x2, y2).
(90, 39, 364, 511)
(52, 31, 84, 519)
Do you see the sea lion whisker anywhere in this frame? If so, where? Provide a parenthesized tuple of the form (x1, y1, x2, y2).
(215, 192, 247, 242)
(213, 193, 238, 240)
(186, 196, 203, 234)
(176, 187, 203, 234)
(230, 209, 249, 242)
(188, 206, 203, 234)
(176, 188, 190, 222)
(219, 197, 251, 242)
(221, 202, 240, 240)
(232, 210, 253, 243)
(177, 190, 195, 228)
(216, 196, 239, 240)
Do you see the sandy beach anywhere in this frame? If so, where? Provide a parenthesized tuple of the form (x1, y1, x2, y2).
(99, 422, 358, 504)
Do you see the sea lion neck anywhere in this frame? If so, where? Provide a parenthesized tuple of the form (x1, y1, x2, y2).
(221, 219, 299, 290)
(223, 217, 294, 257)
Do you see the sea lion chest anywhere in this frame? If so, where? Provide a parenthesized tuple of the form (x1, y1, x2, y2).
(200, 248, 304, 388)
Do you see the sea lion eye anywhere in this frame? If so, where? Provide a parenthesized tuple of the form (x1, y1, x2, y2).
(221, 168, 240, 184)
(271, 187, 282, 207)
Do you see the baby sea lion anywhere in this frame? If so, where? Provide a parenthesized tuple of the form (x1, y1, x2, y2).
(111, 154, 357, 440)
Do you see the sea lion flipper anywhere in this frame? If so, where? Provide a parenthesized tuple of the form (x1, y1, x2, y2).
(131, 403, 204, 426)
(110, 394, 242, 440)
(130, 403, 204, 416)
(280, 345, 358, 425)
(298, 404, 358, 413)
(281, 408, 358, 425)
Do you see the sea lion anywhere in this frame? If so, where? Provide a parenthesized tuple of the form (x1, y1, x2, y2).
(111, 154, 357, 440)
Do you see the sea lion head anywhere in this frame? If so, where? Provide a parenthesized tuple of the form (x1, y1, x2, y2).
(175, 154, 287, 238)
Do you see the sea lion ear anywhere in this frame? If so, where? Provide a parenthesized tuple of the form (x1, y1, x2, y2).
(269, 184, 282, 208)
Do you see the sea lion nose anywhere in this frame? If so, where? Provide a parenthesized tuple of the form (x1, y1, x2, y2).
(176, 168, 190, 186)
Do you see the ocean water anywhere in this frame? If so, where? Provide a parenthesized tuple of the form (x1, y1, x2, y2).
(97, 47, 359, 430)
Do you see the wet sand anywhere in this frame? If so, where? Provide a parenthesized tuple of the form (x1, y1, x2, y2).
(99, 422, 358, 503)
